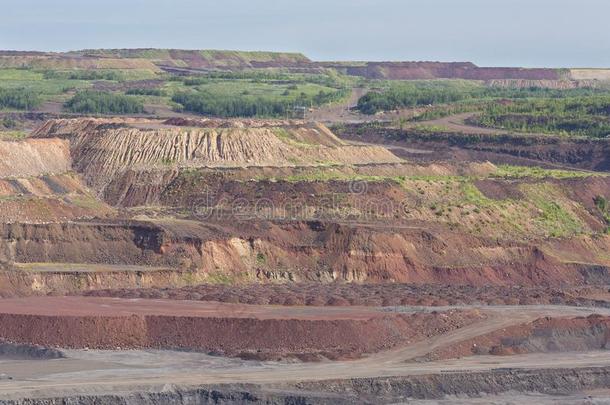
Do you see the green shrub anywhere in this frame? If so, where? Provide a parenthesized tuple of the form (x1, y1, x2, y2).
(356, 81, 610, 115)
(2, 117, 17, 128)
(65, 91, 144, 114)
(0, 88, 41, 110)
(595, 195, 608, 213)
(43, 70, 121, 81)
(172, 88, 347, 118)
(125, 88, 165, 96)
(474, 97, 610, 138)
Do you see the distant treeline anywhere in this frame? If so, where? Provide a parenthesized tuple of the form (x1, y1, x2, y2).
(474, 97, 610, 138)
(65, 91, 144, 114)
(180, 71, 352, 89)
(356, 81, 610, 114)
(172, 89, 347, 117)
(0, 88, 41, 110)
(43, 70, 122, 81)
(125, 88, 166, 96)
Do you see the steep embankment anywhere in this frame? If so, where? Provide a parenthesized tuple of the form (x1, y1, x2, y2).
(2, 219, 609, 296)
(70, 48, 313, 70)
(0, 138, 113, 223)
(338, 123, 610, 171)
(323, 61, 562, 80)
(0, 53, 160, 71)
(3, 367, 610, 404)
(0, 296, 480, 360)
(32, 118, 400, 195)
(0, 138, 70, 178)
(2, 117, 605, 294)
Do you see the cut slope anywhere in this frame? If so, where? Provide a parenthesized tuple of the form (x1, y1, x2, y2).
(0, 296, 479, 360)
(0, 139, 70, 178)
(0, 54, 160, 71)
(0, 138, 113, 223)
(32, 118, 401, 193)
(71, 48, 312, 69)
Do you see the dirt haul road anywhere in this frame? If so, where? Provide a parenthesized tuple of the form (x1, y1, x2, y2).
(1, 303, 610, 401)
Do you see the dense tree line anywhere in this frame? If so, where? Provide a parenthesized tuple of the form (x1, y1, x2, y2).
(172, 92, 286, 116)
(181, 71, 350, 89)
(65, 91, 144, 114)
(172, 88, 347, 117)
(356, 81, 610, 114)
(474, 97, 610, 138)
(44, 70, 122, 81)
(0, 88, 41, 110)
(125, 88, 165, 96)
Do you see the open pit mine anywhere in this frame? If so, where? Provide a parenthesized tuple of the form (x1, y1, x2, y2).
(1, 114, 610, 404)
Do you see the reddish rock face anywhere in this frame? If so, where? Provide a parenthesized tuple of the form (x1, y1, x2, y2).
(0, 296, 481, 360)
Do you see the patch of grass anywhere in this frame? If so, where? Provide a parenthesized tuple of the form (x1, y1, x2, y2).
(256, 253, 266, 265)
(69, 194, 109, 211)
(460, 181, 494, 207)
(0, 68, 90, 100)
(594, 195, 610, 231)
(594, 195, 608, 213)
(205, 272, 244, 285)
(523, 183, 584, 238)
(492, 164, 597, 180)
(0, 130, 27, 140)
(281, 170, 397, 184)
(410, 123, 452, 133)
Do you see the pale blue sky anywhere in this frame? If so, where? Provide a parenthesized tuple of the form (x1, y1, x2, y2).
(0, 0, 608, 67)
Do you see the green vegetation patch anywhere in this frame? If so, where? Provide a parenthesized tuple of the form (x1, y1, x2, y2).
(356, 79, 610, 115)
(172, 83, 348, 117)
(0, 87, 41, 110)
(65, 90, 144, 114)
(126, 88, 166, 96)
(492, 164, 597, 179)
(0, 68, 90, 101)
(522, 183, 585, 238)
(474, 97, 610, 138)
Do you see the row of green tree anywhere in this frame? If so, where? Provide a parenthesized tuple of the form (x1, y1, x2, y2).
(474, 97, 610, 138)
(179, 70, 351, 89)
(65, 91, 144, 114)
(43, 70, 123, 81)
(0, 88, 41, 110)
(356, 81, 610, 114)
(125, 88, 166, 96)
(172, 88, 347, 117)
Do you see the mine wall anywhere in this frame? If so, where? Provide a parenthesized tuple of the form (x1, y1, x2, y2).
(338, 125, 610, 171)
(3, 367, 610, 404)
(323, 62, 561, 81)
(1, 219, 609, 294)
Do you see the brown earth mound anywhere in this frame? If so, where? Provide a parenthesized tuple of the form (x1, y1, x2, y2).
(323, 62, 561, 80)
(0, 137, 113, 223)
(0, 296, 481, 360)
(32, 118, 400, 194)
(0, 54, 160, 71)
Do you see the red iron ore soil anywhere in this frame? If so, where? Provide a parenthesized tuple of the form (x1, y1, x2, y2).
(0, 297, 482, 361)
